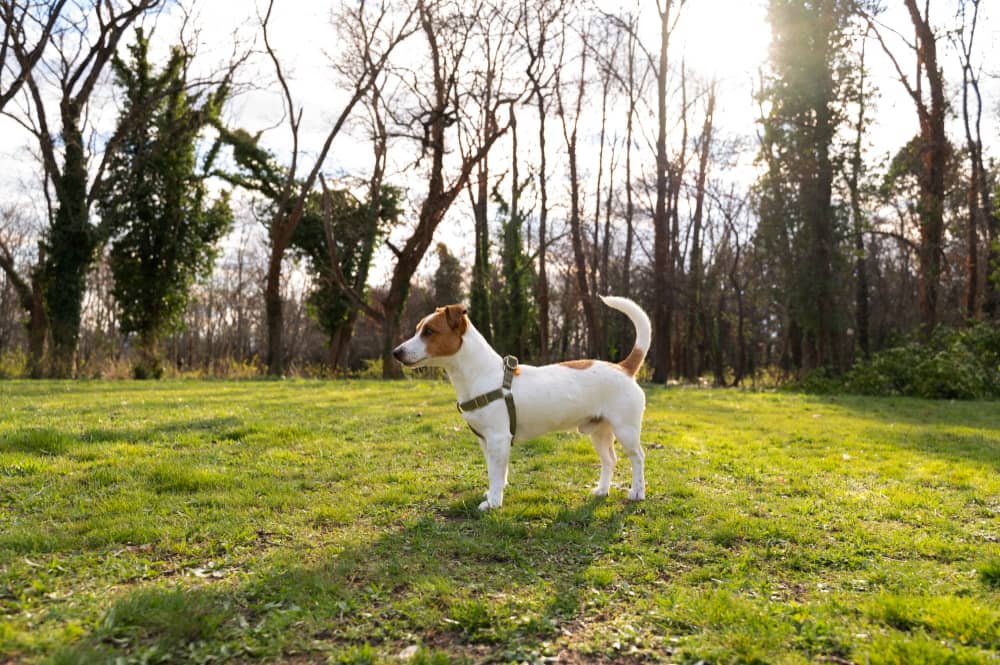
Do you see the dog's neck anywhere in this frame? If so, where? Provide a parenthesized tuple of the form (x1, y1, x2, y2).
(440, 322, 504, 403)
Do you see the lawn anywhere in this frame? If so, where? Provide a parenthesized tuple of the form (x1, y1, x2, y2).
(0, 379, 997, 664)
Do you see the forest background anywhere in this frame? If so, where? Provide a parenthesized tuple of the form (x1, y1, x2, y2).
(1, 0, 999, 396)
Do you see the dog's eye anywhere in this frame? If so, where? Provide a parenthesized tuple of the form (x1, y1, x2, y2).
(422, 327, 434, 337)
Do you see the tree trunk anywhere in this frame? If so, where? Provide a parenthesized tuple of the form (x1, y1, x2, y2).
(847, 49, 870, 358)
(566, 129, 596, 356)
(329, 312, 356, 371)
(651, 2, 674, 383)
(381, 287, 405, 379)
(810, 76, 838, 369)
(685, 87, 714, 382)
(712, 289, 726, 387)
(622, 16, 638, 302)
(264, 234, 285, 376)
(27, 266, 47, 379)
(733, 287, 746, 387)
(469, 156, 492, 340)
(535, 89, 550, 362)
(0, 243, 48, 378)
(558, 36, 597, 357)
(134, 329, 163, 379)
(985, 216, 1000, 320)
(45, 115, 95, 379)
(965, 173, 979, 319)
(904, 0, 947, 334)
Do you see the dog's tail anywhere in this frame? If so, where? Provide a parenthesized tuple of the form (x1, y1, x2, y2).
(600, 295, 651, 378)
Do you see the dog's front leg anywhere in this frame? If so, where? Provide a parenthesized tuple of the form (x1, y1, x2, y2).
(479, 435, 511, 510)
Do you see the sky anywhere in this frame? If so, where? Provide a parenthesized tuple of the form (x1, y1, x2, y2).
(2, 0, 998, 286)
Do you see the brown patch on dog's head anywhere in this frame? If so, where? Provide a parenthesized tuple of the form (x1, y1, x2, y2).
(417, 304, 468, 358)
(560, 359, 594, 370)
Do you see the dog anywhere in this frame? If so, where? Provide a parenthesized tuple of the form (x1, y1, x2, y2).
(393, 295, 650, 511)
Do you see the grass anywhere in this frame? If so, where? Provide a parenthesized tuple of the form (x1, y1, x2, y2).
(0, 379, 997, 664)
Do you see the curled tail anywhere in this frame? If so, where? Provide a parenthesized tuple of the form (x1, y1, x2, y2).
(600, 295, 651, 378)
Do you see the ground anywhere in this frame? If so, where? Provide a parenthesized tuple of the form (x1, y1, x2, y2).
(0, 379, 997, 664)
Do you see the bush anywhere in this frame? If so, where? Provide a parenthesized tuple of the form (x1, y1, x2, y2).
(0, 350, 27, 378)
(841, 322, 1000, 399)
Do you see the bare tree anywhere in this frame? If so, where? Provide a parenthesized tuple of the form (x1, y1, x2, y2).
(375, 0, 516, 377)
(847, 31, 871, 356)
(329, 77, 392, 371)
(555, 20, 597, 356)
(684, 82, 715, 381)
(588, 17, 620, 356)
(651, 0, 685, 382)
(0, 0, 68, 111)
(867, 1, 948, 332)
(254, 0, 416, 376)
(954, 0, 997, 319)
(0, 205, 46, 376)
(315, 0, 518, 377)
(520, 0, 564, 362)
(461, 1, 521, 343)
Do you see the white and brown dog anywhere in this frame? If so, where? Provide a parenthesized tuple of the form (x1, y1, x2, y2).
(393, 296, 650, 511)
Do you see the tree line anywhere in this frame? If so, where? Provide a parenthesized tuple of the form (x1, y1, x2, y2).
(0, 0, 997, 382)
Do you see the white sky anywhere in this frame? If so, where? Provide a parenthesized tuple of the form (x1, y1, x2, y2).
(2, 0, 998, 286)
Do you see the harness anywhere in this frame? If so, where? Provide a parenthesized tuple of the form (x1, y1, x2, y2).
(456, 355, 518, 440)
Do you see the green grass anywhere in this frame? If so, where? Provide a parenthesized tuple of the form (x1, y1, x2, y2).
(0, 379, 998, 664)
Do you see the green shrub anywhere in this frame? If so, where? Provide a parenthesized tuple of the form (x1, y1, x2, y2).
(980, 559, 1000, 589)
(0, 350, 27, 378)
(837, 322, 1000, 399)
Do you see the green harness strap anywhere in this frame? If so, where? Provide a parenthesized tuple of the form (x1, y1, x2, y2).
(456, 355, 518, 440)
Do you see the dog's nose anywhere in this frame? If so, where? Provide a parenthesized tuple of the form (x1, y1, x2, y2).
(392, 346, 405, 362)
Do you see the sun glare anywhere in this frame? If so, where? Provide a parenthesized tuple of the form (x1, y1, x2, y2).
(676, 0, 771, 81)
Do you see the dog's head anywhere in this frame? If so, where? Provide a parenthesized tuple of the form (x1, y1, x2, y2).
(392, 304, 468, 367)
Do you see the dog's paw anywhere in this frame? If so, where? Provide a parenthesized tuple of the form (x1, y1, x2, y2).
(479, 493, 503, 511)
(627, 487, 646, 501)
(591, 486, 610, 497)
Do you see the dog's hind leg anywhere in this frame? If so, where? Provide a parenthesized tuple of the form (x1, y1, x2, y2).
(613, 422, 645, 501)
(588, 421, 616, 496)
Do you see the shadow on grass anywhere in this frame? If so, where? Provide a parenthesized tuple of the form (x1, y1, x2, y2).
(820, 395, 1000, 472)
(0, 417, 245, 456)
(52, 495, 642, 663)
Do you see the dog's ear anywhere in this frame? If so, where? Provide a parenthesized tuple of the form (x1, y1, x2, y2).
(444, 304, 468, 333)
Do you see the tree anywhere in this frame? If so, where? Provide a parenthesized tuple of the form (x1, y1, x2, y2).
(845, 29, 872, 357)
(555, 20, 597, 356)
(293, 184, 402, 369)
(684, 82, 716, 381)
(99, 31, 232, 378)
(954, 0, 998, 319)
(462, 2, 519, 344)
(492, 129, 535, 360)
(253, 0, 416, 376)
(758, 0, 853, 371)
(867, 0, 948, 332)
(431, 242, 464, 306)
(0, 206, 46, 376)
(520, 0, 565, 362)
(8, 0, 162, 376)
(374, 0, 515, 378)
(0, 0, 68, 112)
(651, 0, 685, 382)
